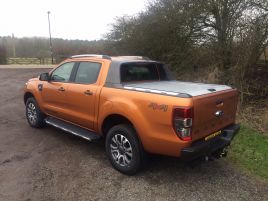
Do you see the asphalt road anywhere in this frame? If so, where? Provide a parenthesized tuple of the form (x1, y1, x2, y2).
(0, 68, 267, 201)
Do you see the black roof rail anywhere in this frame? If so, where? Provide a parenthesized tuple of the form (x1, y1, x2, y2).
(70, 54, 111, 60)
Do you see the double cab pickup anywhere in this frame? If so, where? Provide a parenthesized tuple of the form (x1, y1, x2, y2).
(24, 55, 240, 175)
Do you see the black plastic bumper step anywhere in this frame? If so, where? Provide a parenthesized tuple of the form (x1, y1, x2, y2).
(45, 117, 101, 141)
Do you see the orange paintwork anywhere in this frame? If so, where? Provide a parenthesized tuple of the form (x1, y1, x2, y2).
(24, 57, 238, 157)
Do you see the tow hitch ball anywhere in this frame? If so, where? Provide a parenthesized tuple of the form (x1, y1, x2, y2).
(205, 148, 228, 161)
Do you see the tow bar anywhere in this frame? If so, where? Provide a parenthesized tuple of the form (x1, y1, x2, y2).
(205, 147, 229, 161)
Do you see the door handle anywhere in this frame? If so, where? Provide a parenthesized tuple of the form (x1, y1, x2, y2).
(58, 87, 65, 92)
(84, 90, 93, 95)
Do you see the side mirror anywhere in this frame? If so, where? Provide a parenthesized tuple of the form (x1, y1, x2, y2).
(39, 73, 50, 81)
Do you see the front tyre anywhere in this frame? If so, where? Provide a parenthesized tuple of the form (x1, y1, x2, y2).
(25, 97, 45, 128)
(105, 124, 143, 175)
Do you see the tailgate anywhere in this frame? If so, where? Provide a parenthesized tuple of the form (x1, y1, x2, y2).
(191, 89, 239, 141)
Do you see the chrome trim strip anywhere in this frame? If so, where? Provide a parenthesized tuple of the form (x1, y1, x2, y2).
(124, 86, 180, 96)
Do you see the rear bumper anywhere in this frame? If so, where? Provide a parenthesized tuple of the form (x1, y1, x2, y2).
(181, 124, 240, 160)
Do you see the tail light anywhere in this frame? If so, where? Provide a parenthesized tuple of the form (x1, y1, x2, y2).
(172, 107, 193, 141)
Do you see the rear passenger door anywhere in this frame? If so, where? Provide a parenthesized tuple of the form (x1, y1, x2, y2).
(64, 61, 102, 130)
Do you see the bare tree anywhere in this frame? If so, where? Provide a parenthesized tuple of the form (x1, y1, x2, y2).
(107, 0, 268, 101)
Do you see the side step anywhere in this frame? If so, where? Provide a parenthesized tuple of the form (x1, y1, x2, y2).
(45, 117, 101, 141)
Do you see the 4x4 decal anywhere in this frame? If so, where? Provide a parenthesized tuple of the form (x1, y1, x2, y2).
(148, 102, 168, 112)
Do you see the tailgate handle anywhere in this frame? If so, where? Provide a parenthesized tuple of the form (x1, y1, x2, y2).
(216, 100, 224, 106)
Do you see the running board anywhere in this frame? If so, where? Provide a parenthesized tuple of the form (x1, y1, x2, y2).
(45, 117, 101, 141)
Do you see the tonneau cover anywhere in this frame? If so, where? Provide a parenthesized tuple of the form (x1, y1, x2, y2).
(124, 81, 231, 97)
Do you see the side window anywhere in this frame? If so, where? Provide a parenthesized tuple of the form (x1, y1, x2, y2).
(74, 62, 101, 84)
(51, 62, 75, 82)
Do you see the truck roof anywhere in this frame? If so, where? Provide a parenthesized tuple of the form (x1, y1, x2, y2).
(70, 54, 156, 63)
(70, 54, 165, 85)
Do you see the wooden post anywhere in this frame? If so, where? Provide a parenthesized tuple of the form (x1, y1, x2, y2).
(12, 33, 16, 57)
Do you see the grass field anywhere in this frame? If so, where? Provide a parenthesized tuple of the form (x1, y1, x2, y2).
(229, 125, 268, 181)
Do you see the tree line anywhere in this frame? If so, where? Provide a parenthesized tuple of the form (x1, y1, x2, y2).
(107, 0, 268, 102)
(0, 36, 113, 63)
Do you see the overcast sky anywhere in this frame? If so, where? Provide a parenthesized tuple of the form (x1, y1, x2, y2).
(0, 0, 147, 40)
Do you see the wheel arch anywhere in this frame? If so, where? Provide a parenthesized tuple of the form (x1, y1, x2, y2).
(101, 114, 134, 136)
(24, 92, 35, 105)
(101, 113, 146, 147)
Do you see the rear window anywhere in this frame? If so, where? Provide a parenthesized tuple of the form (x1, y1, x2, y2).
(120, 63, 169, 82)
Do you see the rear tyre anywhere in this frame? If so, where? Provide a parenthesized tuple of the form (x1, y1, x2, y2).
(25, 97, 45, 128)
(105, 124, 143, 175)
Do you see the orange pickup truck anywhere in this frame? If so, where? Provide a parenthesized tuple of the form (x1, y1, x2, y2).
(24, 55, 240, 175)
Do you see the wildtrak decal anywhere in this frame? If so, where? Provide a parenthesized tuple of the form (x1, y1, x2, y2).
(148, 102, 168, 112)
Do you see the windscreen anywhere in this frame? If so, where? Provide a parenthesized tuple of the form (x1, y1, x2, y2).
(120, 62, 173, 82)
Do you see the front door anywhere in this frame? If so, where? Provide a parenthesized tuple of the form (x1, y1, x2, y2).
(41, 62, 76, 119)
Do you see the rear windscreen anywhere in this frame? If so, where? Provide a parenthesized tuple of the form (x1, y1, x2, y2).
(120, 62, 170, 82)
